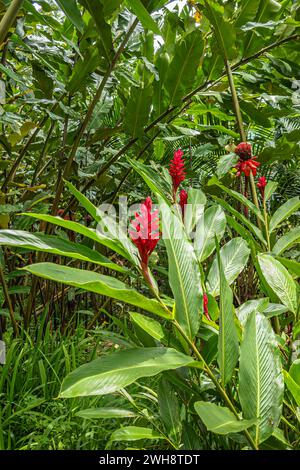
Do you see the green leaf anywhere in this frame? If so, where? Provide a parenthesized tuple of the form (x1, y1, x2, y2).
(130, 312, 166, 341)
(128, 158, 171, 203)
(235, 0, 260, 27)
(67, 48, 100, 94)
(54, 0, 84, 33)
(216, 153, 238, 179)
(214, 196, 266, 246)
(124, 86, 152, 138)
(23, 263, 171, 319)
(239, 311, 284, 446)
(276, 257, 300, 278)
(64, 180, 139, 265)
(194, 401, 256, 435)
(22, 213, 131, 261)
(283, 371, 300, 407)
(264, 181, 278, 202)
(269, 197, 300, 233)
(272, 227, 300, 255)
(207, 238, 250, 297)
(0, 63, 24, 84)
(165, 30, 204, 105)
(209, 178, 264, 223)
(226, 215, 261, 251)
(109, 426, 163, 443)
(85, 0, 114, 61)
(76, 408, 137, 419)
(125, 0, 160, 34)
(217, 242, 239, 386)
(204, 1, 236, 60)
(195, 205, 226, 262)
(184, 188, 207, 235)
(160, 200, 202, 340)
(258, 254, 298, 315)
(158, 378, 181, 442)
(60, 347, 193, 397)
(236, 298, 269, 327)
(0, 230, 126, 273)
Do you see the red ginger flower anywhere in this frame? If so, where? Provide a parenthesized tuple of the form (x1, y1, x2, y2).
(234, 141, 260, 177)
(203, 293, 211, 321)
(257, 176, 267, 198)
(235, 142, 252, 161)
(179, 189, 188, 219)
(169, 149, 186, 198)
(235, 157, 260, 177)
(129, 197, 160, 274)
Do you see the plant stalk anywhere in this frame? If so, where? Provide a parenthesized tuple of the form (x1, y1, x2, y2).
(0, 265, 19, 336)
(0, 0, 24, 47)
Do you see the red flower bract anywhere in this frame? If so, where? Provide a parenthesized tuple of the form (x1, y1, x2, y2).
(235, 157, 260, 177)
(235, 142, 252, 161)
(129, 197, 160, 270)
(257, 176, 267, 193)
(203, 293, 211, 321)
(169, 149, 186, 196)
(179, 189, 188, 218)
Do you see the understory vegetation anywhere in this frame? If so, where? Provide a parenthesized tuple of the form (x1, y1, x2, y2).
(0, 0, 300, 451)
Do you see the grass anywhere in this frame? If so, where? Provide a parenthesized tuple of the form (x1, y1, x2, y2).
(0, 315, 140, 450)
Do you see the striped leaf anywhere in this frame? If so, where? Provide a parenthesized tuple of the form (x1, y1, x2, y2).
(160, 200, 202, 339)
(239, 311, 284, 446)
(207, 238, 250, 296)
(258, 254, 298, 315)
(217, 243, 239, 386)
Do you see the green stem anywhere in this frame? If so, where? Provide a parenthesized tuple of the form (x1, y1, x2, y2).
(0, 0, 24, 47)
(0, 265, 19, 336)
(262, 195, 271, 252)
(249, 171, 262, 230)
(225, 60, 246, 141)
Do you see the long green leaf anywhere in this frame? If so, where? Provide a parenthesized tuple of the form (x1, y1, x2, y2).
(124, 86, 152, 138)
(108, 426, 163, 443)
(60, 347, 193, 397)
(22, 213, 131, 261)
(23, 263, 171, 319)
(160, 200, 202, 339)
(0, 230, 126, 273)
(195, 205, 226, 262)
(207, 238, 250, 296)
(125, 0, 160, 34)
(54, 0, 84, 33)
(269, 197, 300, 233)
(258, 254, 298, 314)
(239, 311, 284, 446)
(272, 227, 300, 255)
(213, 196, 266, 246)
(194, 401, 256, 435)
(217, 242, 239, 386)
(76, 408, 137, 419)
(165, 30, 204, 105)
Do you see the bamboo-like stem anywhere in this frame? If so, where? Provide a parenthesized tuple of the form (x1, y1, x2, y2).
(0, 0, 24, 47)
(0, 265, 19, 336)
(262, 193, 271, 252)
(249, 171, 262, 230)
(225, 60, 246, 141)
(225, 59, 262, 230)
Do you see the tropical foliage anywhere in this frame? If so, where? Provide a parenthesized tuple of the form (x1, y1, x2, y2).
(0, 0, 300, 451)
